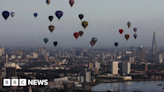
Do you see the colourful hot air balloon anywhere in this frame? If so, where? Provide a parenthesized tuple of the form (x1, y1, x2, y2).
(74, 32, 79, 39)
(90, 41, 95, 47)
(49, 16, 53, 22)
(44, 38, 49, 44)
(92, 37, 97, 44)
(34, 13, 38, 18)
(46, 0, 50, 5)
(134, 33, 137, 39)
(125, 34, 130, 40)
(82, 21, 88, 29)
(55, 11, 63, 21)
(127, 22, 131, 28)
(10, 12, 15, 17)
(119, 29, 123, 34)
(79, 14, 84, 20)
(114, 42, 118, 47)
(49, 25, 55, 33)
(79, 31, 84, 37)
(54, 41, 58, 47)
(133, 28, 137, 32)
(69, 0, 74, 7)
(2, 11, 9, 21)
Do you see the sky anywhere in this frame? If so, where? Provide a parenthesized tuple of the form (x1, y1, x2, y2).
(0, 0, 164, 48)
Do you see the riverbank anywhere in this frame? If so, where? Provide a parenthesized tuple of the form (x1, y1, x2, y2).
(90, 79, 164, 86)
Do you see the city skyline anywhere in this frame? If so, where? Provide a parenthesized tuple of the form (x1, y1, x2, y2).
(1, 0, 164, 48)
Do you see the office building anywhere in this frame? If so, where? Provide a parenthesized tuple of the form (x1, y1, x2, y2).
(137, 45, 146, 61)
(110, 61, 118, 74)
(0, 48, 2, 56)
(88, 63, 93, 69)
(85, 71, 91, 83)
(129, 57, 135, 63)
(122, 62, 131, 75)
(32, 52, 38, 58)
(38, 47, 47, 56)
(152, 31, 158, 62)
(95, 62, 100, 69)
(1, 47, 5, 55)
(159, 54, 163, 63)
(131, 46, 135, 56)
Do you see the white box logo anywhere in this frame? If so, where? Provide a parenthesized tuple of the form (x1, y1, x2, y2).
(19, 79, 27, 86)
(3, 79, 10, 86)
(11, 79, 18, 86)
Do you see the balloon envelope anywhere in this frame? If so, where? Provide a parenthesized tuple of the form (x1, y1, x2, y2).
(114, 42, 118, 47)
(125, 34, 130, 40)
(92, 37, 97, 44)
(55, 11, 63, 20)
(46, 0, 50, 5)
(44, 38, 49, 44)
(133, 28, 137, 32)
(49, 16, 53, 22)
(127, 22, 131, 28)
(69, 0, 74, 7)
(34, 13, 38, 18)
(49, 25, 55, 33)
(90, 41, 95, 47)
(82, 21, 88, 29)
(74, 32, 80, 39)
(79, 31, 84, 36)
(119, 29, 123, 34)
(54, 41, 58, 46)
(79, 14, 84, 20)
(134, 33, 137, 39)
(2, 11, 9, 20)
(11, 12, 15, 17)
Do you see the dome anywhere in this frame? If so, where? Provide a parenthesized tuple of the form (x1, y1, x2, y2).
(139, 45, 142, 48)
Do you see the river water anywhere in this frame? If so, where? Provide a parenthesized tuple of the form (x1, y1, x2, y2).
(92, 81, 164, 92)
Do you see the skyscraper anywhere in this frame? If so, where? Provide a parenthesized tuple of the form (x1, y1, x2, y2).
(152, 31, 158, 62)
(122, 62, 131, 75)
(110, 61, 118, 74)
(131, 46, 135, 56)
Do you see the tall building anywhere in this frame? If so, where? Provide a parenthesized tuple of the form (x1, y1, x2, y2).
(131, 46, 135, 56)
(95, 62, 100, 69)
(88, 63, 93, 69)
(152, 31, 158, 62)
(1, 47, 5, 55)
(38, 47, 47, 56)
(0, 48, 2, 56)
(129, 57, 135, 63)
(32, 52, 38, 58)
(110, 61, 118, 74)
(85, 71, 91, 83)
(137, 45, 146, 61)
(159, 54, 163, 63)
(122, 62, 131, 75)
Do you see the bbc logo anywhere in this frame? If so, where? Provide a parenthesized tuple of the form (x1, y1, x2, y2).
(3, 79, 27, 86)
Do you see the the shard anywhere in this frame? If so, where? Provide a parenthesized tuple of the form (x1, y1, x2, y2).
(152, 31, 157, 62)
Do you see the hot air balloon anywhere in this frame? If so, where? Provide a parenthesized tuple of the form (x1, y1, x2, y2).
(44, 38, 49, 44)
(69, 0, 74, 7)
(90, 41, 95, 47)
(133, 28, 137, 32)
(54, 41, 58, 47)
(127, 22, 131, 28)
(49, 16, 53, 22)
(92, 37, 97, 44)
(2, 11, 9, 21)
(46, 0, 50, 5)
(134, 33, 137, 39)
(79, 14, 84, 20)
(10, 12, 15, 17)
(34, 13, 38, 18)
(114, 42, 118, 47)
(125, 34, 130, 40)
(49, 25, 55, 33)
(119, 29, 123, 34)
(82, 21, 88, 29)
(55, 11, 63, 21)
(74, 32, 79, 39)
(79, 31, 84, 37)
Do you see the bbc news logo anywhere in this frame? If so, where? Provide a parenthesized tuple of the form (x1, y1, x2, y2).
(3, 79, 48, 86)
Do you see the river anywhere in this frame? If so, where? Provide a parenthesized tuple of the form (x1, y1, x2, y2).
(92, 81, 164, 92)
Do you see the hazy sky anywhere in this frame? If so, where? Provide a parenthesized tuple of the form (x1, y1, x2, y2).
(0, 0, 164, 48)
